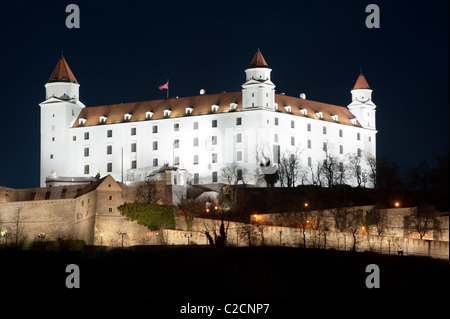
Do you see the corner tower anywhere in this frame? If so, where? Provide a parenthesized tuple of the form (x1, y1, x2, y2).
(39, 56, 85, 187)
(242, 50, 276, 110)
(347, 73, 376, 129)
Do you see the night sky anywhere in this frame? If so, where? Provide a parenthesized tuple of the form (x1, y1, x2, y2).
(0, 0, 448, 189)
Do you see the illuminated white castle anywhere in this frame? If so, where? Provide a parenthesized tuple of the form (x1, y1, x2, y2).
(39, 51, 377, 187)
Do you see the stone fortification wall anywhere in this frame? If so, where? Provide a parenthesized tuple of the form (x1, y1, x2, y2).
(0, 199, 76, 243)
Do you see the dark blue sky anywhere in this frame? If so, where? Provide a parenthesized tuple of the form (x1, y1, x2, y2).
(0, 0, 448, 189)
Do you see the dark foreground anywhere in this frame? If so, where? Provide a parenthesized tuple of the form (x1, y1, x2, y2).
(1, 246, 448, 314)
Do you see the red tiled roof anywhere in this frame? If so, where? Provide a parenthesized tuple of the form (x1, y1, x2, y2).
(75, 176, 107, 198)
(353, 74, 370, 90)
(248, 50, 269, 68)
(48, 57, 78, 84)
(72, 91, 360, 128)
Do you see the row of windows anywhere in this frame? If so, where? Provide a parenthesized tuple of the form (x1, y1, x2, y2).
(72, 117, 368, 144)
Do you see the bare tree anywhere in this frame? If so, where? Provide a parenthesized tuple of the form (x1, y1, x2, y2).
(135, 180, 157, 203)
(329, 206, 354, 233)
(347, 153, 363, 187)
(366, 153, 377, 188)
(277, 148, 304, 187)
(309, 161, 324, 187)
(405, 205, 442, 240)
(345, 209, 365, 251)
(322, 143, 340, 188)
(11, 207, 27, 247)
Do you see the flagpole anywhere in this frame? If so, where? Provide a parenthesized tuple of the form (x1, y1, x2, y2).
(167, 78, 169, 99)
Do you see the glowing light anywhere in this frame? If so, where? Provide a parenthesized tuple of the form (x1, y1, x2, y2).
(206, 208, 210, 213)
(304, 203, 309, 207)
(394, 202, 400, 208)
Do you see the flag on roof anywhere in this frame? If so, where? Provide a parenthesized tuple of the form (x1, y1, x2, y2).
(158, 82, 169, 90)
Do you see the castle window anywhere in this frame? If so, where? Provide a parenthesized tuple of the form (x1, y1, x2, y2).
(124, 113, 132, 121)
(153, 158, 159, 167)
(291, 136, 295, 146)
(194, 155, 199, 165)
(107, 145, 112, 155)
(212, 119, 217, 128)
(146, 111, 153, 119)
(291, 121, 295, 129)
(52, 137, 55, 142)
(212, 153, 217, 163)
(193, 137, 198, 147)
(79, 118, 86, 125)
(339, 129, 343, 137)
(108, 208, 113, 213)
(350, 118, 357, 125)
(164, 109, 171, 117)
(193, 122, 199, 130)
(174, 123, 179, 131)
(323, 126, 327, 134)
(316, 112, 323, 119)
(107, 162, 112, 172)
(50, 154, 53, 159)
(300, 109, 307, 116)
(153, 141, 158, 150)
(236, 133, 242, 143)
(174, 139, 179, 148)
(211, 136, 217, 145)
(212, 171, 218, 183)
(108, 195, 113, 200)
(252, 93, 254, 97)
(331, 115, 339, 122)
(99, 116, 107, 123)
(230, 103, 237, 110)
(357, 132, 361, 140)
(284, 105, 291, 113)
(131, 160, 137, 169)
(84, 165, 89, 174)
(307, 139, 311, 149)
(369, 136, 371, 142)
(84, 147, 89, 157)
(84, 132, 89, 140)
(357, 148, 362, 157)
(73, 136, 76, 141)
(236, 117, 242, 125)
(107, 130, 112, 138)
(174, 156, 180, 165)
(236, 151, 242, 162)
(308, 157, 312, 167)
(340, 145, 343, 154)
(131, 127, 136, 135)
(307, 123, 311, 132)
(211, 105, 219, 112)
(275, 117, 279, 126)
(152, 125, 158, 133)
(194, 173, 199, 184)
(323, 142, 327, 151)
(131, 143, 136, 152)
(185, 107, 193, 115)
(274, 134, 278, 143)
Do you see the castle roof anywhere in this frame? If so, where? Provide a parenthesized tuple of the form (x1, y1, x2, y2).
(48, 57, 78, 84)
(352, 74, 370, 90)
(72, 91, 360, 128)
(75, 175, 108, 198)
(248, 50, 269, 68)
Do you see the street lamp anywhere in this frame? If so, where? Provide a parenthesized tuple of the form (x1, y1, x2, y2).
(184, 233, 192, 245)
(394, 201, 400, 208)
(1, 230, 10, 247)
(117, 231, 127, 248)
